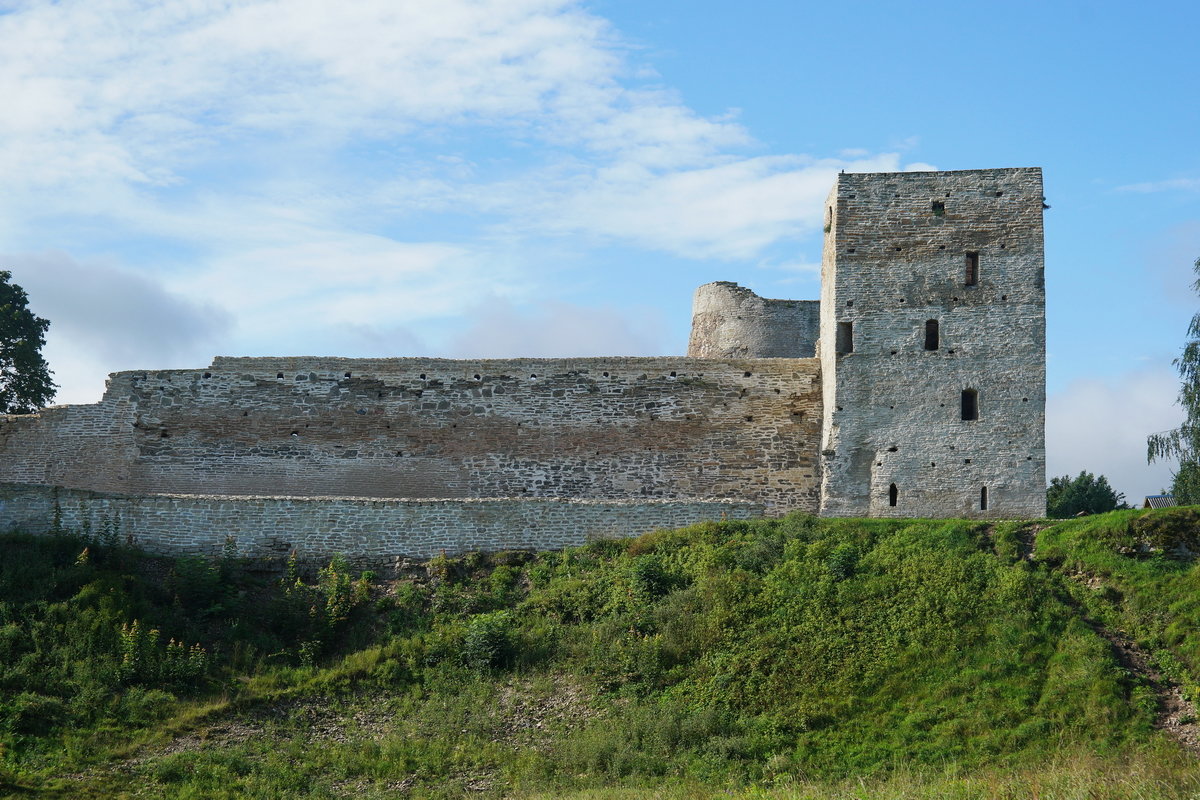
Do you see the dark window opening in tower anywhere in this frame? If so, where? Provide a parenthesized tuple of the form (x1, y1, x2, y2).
(931, 200, 945, 216)
(980, 486, 989, 510)
(837, 321, 854, 354)
(965, 252, 980, 286)
(889, 483, 898, 507)
(962, 389, 979, 421)
(925, 319, 939, 351)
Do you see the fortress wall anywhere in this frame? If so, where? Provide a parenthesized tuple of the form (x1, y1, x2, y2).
(0, 356, 822, 514)
(0, 483, 764, 562)
(687, 282, 820, 358)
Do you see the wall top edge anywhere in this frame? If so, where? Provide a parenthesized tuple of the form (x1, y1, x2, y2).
(835, 167, 1042, 181)
(111, 355, 824, 375)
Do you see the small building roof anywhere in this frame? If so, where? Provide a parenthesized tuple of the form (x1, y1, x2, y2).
(1144, 495, 1176, 509)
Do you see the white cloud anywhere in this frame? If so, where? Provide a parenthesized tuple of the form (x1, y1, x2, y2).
(1115, 178, 1200, 193)
(1047, 367, 1183, 502)
(507, 152, 915, 260)
(446, 297, 664, 358)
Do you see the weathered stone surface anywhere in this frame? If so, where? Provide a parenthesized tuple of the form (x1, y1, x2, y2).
(819, 167, 1046, 518)
(0, 483, 764, 561)
(0, 357, 822, 513)
(688, 282, 820, 358)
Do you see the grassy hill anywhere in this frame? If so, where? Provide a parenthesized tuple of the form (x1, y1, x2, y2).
(2, 510, 1200, 798)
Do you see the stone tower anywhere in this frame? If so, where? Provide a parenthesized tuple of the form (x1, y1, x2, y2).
(818, 168, 1046, 518)
(687, 281, 820, 358)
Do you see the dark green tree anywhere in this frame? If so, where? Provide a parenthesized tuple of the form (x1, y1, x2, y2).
(1148, 256, 1200, 504)
(1046, 471, 1127, 518)
(0, 270, 56, 414)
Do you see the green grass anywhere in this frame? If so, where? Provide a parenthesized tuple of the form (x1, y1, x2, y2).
(2, 510, 1200, 797)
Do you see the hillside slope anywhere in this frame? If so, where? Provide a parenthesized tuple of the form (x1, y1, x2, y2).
(2, 511, 1200, 798)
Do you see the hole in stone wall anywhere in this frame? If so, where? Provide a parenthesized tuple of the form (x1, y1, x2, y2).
(291, 431, 299, 437)
(203, 372, 211, 379)
(888, 446, 898, 452)
(603, 372, 609, 377)
(420, 374, 426, 380)
(529, 374, 537, 379)
(847, 247, 856, 253)
(1001, 294, 1007, 301)
(932, 200, 945, 216)
(995, 191, 1003, 197)
(965, 252, 980, 286)
(474, 374, 481, 380)
(1022, 397, 1028, 402)
(925, 319, 940, 350)
(939, 245, 946, 250)
(846, 300, 854, 307)
(836, 322, 853, 355)
(931, 462, 936, 467)
(344, 372, 352, 378)
(895, 246, 902, 251)
(745, 416, 754, 422)
(1000, 243, 1006, 249)
(889, 483, 898, 506)
(964, 458, 971, 464)
(670, 371, 677, 377)
(962, 389, 979, 421)
(242, 411, 248, 417)
(277, 372, 284, 379)
(160, 431, 170, 438)
(849, 194, 856, 199)
(981, 486, 989, 510)
(744, 371, 752, 377)
(890, 350, 897, 355)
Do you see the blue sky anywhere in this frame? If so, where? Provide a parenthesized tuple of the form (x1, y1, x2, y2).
(2, 0, 1197, 500)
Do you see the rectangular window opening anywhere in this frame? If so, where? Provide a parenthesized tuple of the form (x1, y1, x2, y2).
(889, 483, 898, 507)
(924, 319, 940, 351)
(931, 200, 945, 216)
(836, 321, 854, 355)
(980, 486, 989, 511)
(961, 388, 978, 421)
(965, 252, 979, 286)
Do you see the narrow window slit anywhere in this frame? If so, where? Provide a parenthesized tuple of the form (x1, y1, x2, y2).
(961, 389, 979, 421)
(925, 319, 940, 351)
(889, 483, 898, 507)
(965, 252, 980, 286)
(980, 486, 989, 510)
(836, 321, 854, 355)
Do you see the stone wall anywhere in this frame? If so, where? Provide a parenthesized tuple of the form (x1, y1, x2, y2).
(687, 282, 820, 358)
(0, 483, 764, 562)
(0, 356, 823, 515)
(819, 168, 1046, 518)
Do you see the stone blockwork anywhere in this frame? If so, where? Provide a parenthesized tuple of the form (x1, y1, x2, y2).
(688, 282, 820, 358)
(0, 167, 1047, 558)
(0, 357, 823, 513)
(819, 168, 1046, 518)
(0, 483, 763, 562)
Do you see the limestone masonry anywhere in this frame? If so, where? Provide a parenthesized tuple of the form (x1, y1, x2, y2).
(0, 168, 1046, 561)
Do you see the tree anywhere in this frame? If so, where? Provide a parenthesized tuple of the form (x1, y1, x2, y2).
(1046, 471, 1127, 518)
(1148, 256, 1200, 504)
(0, 270, 55, 414)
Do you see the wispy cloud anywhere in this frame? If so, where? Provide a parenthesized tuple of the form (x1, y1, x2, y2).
(1115, 178, 1200, 193)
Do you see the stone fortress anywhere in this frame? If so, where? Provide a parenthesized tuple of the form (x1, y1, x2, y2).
(0, 168, 1046, 561)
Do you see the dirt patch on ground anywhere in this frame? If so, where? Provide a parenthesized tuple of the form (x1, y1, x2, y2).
(1090, 623, 1200, 755)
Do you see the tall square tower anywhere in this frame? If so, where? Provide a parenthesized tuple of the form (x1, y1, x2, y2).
(819, 168, 1046, 517)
